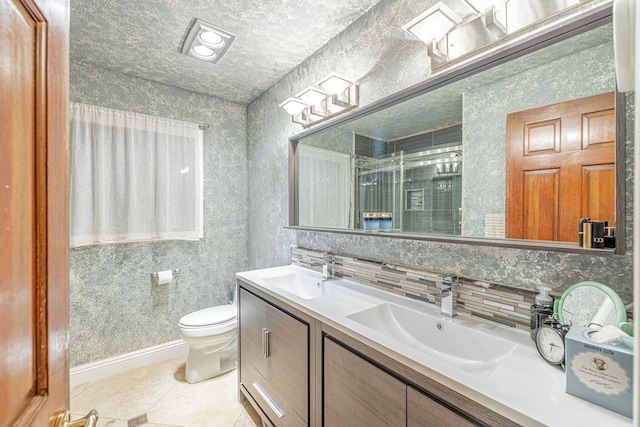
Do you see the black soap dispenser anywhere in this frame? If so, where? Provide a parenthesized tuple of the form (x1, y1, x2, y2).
(530, 286, 554, 341)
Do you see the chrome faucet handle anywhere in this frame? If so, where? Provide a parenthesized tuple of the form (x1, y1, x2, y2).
(438, 275, 457, 317)
(319, 253, 334, 279)
(440, 292, 456, 317)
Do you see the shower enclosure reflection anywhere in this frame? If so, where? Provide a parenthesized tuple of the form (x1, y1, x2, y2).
(353, 125, 462, 234)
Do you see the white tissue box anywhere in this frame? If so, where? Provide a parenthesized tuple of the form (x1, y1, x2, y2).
(565, 326, 633, 418)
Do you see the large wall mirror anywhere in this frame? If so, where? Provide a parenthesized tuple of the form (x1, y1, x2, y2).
(289, 6, 626, 255)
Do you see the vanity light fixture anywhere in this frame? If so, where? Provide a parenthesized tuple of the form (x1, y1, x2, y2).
(405, 0, 581, 70)
(297, 87, 327, 105)
(402, 2, 462, 46)
(180, 18, 235, 64)
(463, 0, 506, 14)
(279, 74, 359, 127)
(279, 98, 307, 115)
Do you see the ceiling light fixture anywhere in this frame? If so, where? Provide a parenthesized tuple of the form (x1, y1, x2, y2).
(180, 18, 235, 64)
(279, 74, 359, 127)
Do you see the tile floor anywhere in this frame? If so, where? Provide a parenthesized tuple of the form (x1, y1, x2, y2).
(70, 355, 262, 427)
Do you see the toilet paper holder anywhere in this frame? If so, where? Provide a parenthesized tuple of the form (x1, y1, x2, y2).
(151, 269, 181, 285)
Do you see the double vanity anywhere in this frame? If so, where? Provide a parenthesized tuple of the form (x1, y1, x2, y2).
(236, 264, 631, 427)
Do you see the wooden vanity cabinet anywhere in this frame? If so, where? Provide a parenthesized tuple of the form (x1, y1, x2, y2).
(238, 287, 309, 427)
(237, 280, 518, 427)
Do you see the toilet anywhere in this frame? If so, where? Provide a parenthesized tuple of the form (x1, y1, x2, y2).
(179, 301, 238, 384)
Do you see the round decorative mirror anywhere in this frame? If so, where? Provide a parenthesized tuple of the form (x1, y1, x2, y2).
(554, 281, 627, 328)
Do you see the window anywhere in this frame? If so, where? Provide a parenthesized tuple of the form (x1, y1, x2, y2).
(70, 103, 203, 247)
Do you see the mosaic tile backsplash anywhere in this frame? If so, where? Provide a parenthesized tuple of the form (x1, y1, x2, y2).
(293, 246, 577, 332)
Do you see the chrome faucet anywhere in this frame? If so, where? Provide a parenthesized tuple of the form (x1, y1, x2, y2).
(308, 253, 335, 280)
(321, 253, 335, 280)
(439, 275, 457, 317)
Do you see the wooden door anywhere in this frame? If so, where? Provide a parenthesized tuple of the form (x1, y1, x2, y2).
(506, 92, 615, 242)
(0, 0, 70, 426)
(323, 337, 406, 427)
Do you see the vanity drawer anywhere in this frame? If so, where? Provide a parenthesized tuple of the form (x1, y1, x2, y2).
(240, 355, 307, 427)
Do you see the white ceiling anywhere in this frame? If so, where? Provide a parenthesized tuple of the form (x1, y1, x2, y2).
(70, 0, 385, 104)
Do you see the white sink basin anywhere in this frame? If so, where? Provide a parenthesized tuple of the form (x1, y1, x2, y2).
(347, 303, 517, 375)
(261, 273, 342, 299)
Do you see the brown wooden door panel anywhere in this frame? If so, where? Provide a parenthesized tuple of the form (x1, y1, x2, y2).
(506, 92, 615, 242)
(522, 169, 559, 241)
(582, 108, 615, 149)
(523, 118, 561, 155)
(582, 164, 616, 225)
(1, 0, 70, 425)
(1, 1, 37, 423)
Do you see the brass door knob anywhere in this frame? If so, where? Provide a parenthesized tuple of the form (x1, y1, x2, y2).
(51, 409, 99, 427)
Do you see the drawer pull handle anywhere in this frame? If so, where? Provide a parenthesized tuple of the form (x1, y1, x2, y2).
(264, 330, 270, 358)
(252, 382, 285, 418)
(261, 328, 270, 358)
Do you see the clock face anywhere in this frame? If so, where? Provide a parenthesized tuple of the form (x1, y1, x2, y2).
(535, 326, 565, 364)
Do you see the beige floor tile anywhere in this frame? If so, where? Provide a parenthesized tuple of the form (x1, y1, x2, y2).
(233, 400, 262, 427)
(70, 415, 127, 427)
(140, 424, 183, 427)
(70, 380, 96, 399)
(71, 356, 186, 421)
(146, 369, 242, 427)
(70, 355, 258, 427)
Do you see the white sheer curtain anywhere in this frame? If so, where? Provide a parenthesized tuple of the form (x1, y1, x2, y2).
(298, 145, 351, 228)
(70, 103, 203, 247)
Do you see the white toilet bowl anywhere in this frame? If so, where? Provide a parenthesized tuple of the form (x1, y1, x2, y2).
(179, 303, 237, 384)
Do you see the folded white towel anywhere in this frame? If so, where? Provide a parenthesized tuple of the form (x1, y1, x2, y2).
(589, 324, 630, 345)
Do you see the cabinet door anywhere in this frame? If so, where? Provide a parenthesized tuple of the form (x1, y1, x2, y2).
(265, 302, 308, 421)
(239, 287, 309, 426)
(239, 288, 267, 375)
(408, 386, 478, 427)
(324, 337, 406, 427)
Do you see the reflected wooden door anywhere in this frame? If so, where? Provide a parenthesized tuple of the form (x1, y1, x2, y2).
(506, 92, 615, 242)
(0, 0, 70, 425)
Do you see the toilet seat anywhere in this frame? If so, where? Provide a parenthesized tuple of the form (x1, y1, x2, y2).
(179, 305, 237, 337)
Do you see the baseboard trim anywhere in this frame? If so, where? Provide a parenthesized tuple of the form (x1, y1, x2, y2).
(70, 340, 189, 388)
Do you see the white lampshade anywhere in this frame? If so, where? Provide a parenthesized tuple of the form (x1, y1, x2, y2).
(279, 98, 307, 115)
(403, 2, 461, 44)
(318, 74, 352, 95)
(463, 0, 505, 14)
(296, 87, 327, 105)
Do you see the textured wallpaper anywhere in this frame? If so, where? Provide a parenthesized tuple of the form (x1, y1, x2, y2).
(246, 0, 633, 305)
(70, 62, 248, 366)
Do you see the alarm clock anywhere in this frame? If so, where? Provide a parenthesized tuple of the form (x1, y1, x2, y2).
(535, 320, 569, 366)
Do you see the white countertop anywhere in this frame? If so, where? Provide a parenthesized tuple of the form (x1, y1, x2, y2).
(236, 265, 633, 427)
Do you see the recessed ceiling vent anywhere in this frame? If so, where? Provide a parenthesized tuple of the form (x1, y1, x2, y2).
(180, 18, 235, 64)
